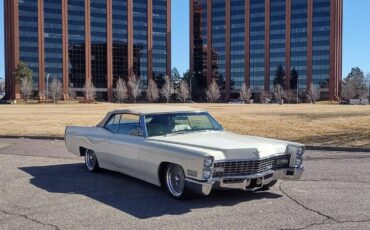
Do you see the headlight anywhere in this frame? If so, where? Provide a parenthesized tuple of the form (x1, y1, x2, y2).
(297, 147, 304, 157)
(203, 168, 212, 179)
(204, 156, 214, 167)
(295, 158, 302, 167)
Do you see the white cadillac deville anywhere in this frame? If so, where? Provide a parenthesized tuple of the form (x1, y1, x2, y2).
(65, 106, 304, 199)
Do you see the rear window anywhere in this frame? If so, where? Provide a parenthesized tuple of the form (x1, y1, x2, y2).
(104, 114, 121, 133)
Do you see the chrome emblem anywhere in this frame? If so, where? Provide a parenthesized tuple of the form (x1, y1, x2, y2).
(214, 167, 224, 173)
(252, 150, 259, 157)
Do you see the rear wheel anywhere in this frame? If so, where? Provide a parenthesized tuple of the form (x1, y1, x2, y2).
(165, 164, 190, 199)
(85, 149, 100, 172)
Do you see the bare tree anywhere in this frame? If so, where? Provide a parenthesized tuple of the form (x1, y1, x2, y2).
(176, 80, 190, 103)
(306, 83, 320, 103)
(68, 88, 76, 100)
(114, 77, 128, 103)
(206, 79, 221, 103)
(0, 81, 5, 95)
(127, 74, 142, 103)
(20, 77, 33, 102)
(161, 75, 173, 103)
(83, 81, 96, 102)
(341, 80, 355, 101)
(273, 84, 286, 104)
(260, 91, 272, 104)
(146, 79, 159, 103)
(239, 82, 252, 103)
(49, 78, 63, 103)
(284, 90, 295, 104)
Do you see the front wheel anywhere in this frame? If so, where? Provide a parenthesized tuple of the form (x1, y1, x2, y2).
(85, 149, 100, 172)
(165, 164, 190, 199)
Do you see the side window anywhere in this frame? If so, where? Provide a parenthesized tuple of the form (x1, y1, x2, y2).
(104, 114, 121, 133)
(117, 114, 143, 136)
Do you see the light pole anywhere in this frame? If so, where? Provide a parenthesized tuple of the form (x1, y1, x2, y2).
(296, 77, 299, 104)
(189, 73, 192, 102)
(46, 73, 50, 100)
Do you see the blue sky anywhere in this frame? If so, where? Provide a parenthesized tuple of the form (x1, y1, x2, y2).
(0, 0, 369, 79)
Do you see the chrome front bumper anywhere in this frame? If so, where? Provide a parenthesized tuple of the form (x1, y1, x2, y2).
(185, 167, 304, 196)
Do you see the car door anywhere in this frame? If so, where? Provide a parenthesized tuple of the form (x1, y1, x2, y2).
(95, 113, 120, 170)
(107, 113, 145, 177)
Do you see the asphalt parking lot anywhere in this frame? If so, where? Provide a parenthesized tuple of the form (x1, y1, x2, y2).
(0, 138, 370, 230)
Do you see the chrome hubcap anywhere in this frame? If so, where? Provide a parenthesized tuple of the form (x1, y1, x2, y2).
(166, 165, 185, 197)
(85, 150, 96, 171)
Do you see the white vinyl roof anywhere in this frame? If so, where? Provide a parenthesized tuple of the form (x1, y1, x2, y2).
(96, 105, 207, 127)
(111, 105, 206, 115)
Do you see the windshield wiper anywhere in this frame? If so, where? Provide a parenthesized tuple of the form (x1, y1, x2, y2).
(164, 130, 192, 136)
(164, 129, 216, 136)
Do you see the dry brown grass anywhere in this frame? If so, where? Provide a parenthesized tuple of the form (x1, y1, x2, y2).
(0, 103, 369, 148)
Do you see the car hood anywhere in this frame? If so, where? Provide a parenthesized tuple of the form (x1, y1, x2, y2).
(148, 131, 300, 160)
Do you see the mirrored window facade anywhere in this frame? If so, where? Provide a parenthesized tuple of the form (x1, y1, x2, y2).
(152, 0, 168, 86)
(230, 0, 245, 89)
(68, 0, 86, 89)
(5, 0, 171, 101)
(249, 0, 265, 90)
(191, 0, 342, 100)
(133, 0, 148, 86)
(112, 0, 128, 85)
(18, 0, 39, 86)
(312, 0, 330, 89)
(44, 0, 63, 88)
(269, 0, 286, 88)
(90, 0, 107, 89)
(290, 0, 307, 90)
(211, 0, 226, 88)
(193, 0, 208, 89)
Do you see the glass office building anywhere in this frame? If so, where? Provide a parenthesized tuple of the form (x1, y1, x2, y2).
(190, 0, 343, 100)
(249, 0, 266, 90)
(5, 0, 171, 101)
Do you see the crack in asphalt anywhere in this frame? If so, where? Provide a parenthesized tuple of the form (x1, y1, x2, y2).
(280, 218, 333, 230)
(0, 208, 60, 230)
(279, 181, 370, 230)
(278, 181, 338, 230)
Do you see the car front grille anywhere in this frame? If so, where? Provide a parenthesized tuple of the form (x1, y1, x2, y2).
(212, 154, 291, 178)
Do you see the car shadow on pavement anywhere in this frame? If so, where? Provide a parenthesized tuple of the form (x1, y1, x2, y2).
(19, 163, 282, 219)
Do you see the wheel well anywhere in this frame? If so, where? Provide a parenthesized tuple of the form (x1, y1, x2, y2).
(79, 147, 87, 156)
(158, 162, 171, 187)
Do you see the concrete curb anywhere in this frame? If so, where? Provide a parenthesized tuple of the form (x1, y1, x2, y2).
(0, 135, 64, 141)
(0, 135, 369, 153)
(306, 146, 370, 153)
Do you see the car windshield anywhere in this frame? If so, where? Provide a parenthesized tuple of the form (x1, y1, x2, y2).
(144, 112, 223, 137)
